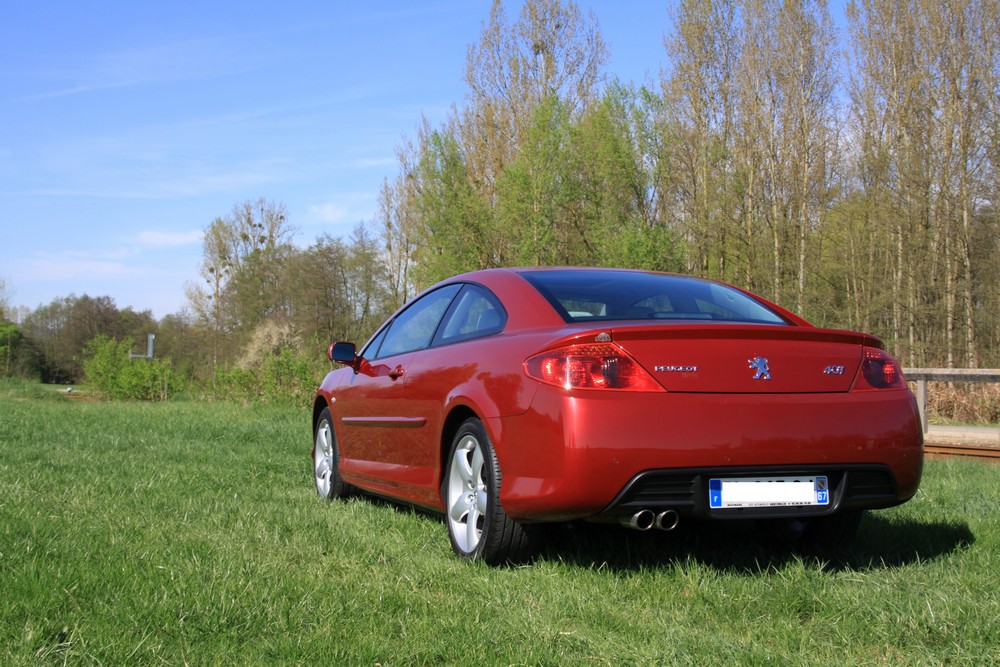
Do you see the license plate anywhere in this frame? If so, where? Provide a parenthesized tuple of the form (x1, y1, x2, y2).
(709, 476, 829, 509)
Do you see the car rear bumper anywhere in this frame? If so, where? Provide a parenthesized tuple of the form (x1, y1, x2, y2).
(597, 463, 902, 522)
(493, 387, 923, 522)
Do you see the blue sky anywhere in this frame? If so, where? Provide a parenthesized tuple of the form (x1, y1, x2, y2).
(1, 2, 687, 319)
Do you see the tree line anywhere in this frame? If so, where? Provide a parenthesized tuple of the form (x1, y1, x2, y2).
(2, 0, 998, 392)
(377, 0, 999, 369)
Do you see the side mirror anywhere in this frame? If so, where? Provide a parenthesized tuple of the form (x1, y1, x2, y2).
(328, 341, 358, 368)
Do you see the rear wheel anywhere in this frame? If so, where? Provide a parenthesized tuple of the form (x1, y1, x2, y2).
(444, 418, 533, 565)
(313, 407, 352, 499)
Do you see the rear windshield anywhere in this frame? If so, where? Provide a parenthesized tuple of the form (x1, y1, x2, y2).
(521, 270, 788, 325)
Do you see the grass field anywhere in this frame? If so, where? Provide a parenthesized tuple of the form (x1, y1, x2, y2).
(1, 380, 998, 665)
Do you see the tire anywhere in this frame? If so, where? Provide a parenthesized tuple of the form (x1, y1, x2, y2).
(759, 509, 864, 549)
(313, 407, 352, 500)
(443, 418, 534, 565)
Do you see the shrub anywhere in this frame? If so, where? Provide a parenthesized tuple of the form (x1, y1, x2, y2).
(212, 346, 322, 406)
(81, 335, 180, 401)
(0, 320, 44, 381)
(205, 321, 331, 405)
(927, 382, 1000, 425)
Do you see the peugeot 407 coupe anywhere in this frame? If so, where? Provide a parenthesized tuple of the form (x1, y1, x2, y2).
(311, 268, 923, 565)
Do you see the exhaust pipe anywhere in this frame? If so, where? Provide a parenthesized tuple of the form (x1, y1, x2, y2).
(623, 509, 656, 531)
(655, 510, 680, 531)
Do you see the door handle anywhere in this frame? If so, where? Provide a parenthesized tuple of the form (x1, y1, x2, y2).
(388, 366, 405, 380)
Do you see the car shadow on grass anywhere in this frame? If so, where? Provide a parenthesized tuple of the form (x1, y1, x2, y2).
(339, 493, 974, 572)
(533, 514, 975, 573)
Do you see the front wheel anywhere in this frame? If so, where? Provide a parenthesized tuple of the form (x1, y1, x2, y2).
(313, 407, 352, 500)
(444, 418, 533, 565)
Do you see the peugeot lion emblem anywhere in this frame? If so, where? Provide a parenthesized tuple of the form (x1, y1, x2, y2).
(748, 356, 771, 380)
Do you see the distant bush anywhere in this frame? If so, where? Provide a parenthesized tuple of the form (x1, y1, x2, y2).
(81, 335, 180, 401)
(927, 382, 1000, 425)
(0, 376, 66, 401)
(0, 320, 44, 381)
(212, 346, 325, 406)
(205, 321, 331, 406)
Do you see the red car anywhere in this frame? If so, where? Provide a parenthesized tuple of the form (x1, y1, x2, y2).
(312, 268, 923, 564)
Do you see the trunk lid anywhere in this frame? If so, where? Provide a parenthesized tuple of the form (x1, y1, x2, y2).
(610, 324, 871, 393)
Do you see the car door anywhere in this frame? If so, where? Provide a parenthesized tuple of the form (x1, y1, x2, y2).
(334, 284, 461, 505)
(401, 283, 508, 437)
(385, 284, 509, 497)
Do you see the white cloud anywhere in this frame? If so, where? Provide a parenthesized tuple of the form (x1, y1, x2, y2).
(355, 157, 397, 169)
(307, 203, 350, 224)
(18, 34, 272, 103)
(15, 253, 137, 282)
(13, 241, 199, 283)
(133, 230, 203, 248)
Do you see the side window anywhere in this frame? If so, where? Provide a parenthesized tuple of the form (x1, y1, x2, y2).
(374, 284, 461, 359)
(360, 325, 389, 360)
(436, 285, 506, 345)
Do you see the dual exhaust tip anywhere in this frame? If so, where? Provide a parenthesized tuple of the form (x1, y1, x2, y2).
(623, 509, 680, 532)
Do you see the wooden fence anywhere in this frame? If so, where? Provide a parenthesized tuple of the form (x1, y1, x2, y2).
(903, 368, 1000, 433)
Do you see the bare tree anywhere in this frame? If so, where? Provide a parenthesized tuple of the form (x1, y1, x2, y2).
(186, 198, 297, 364)
(0, 276, 11, 321)
(737, 0, 838, 311)
(662, 0, 740, 281)
(846, 0, 998, 366)
(461, 0, 608, 200)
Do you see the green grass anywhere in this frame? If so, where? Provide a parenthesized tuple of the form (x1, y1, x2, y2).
(1, 381, 998, 665)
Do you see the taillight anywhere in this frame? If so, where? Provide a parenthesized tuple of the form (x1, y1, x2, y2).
(524, 343, 664, 391)
(852, 347, 907, 391)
